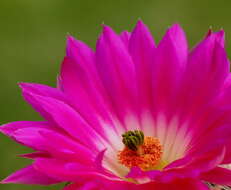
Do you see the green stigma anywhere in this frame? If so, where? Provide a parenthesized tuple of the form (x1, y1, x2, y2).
(122, 130, 144, 151)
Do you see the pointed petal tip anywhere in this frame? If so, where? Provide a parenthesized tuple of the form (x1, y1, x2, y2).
(206, 29, 213, 38)
(101, 24, 125, 45)
(102, 24, 112, 34)
(17, 82, 36, 93)
(0, 176, 14, 184)
(164, 23, 185, 41)
(0, 126, 6, 134)
(98, 25, 113, 42)
(66, 35, 75, 42)
(172, 22, 181, 27)
(207, 29, 225, 47)
(0, 179, 7, 184)
(216, 29, 225, 38)
(206, 28, 224, 37)
(0, 123, 12, 135)
(18, 82, 29, 89)
(66, 35, 75, 50)
(66, 35, 78, 55)
(18, 82, 42, 92)
(162, 23, 187, 46)
(168, 23, 183, 33)
(133, 19, 148, 32)
(136, 19, 145, 27)
(216, 30, 225, 47)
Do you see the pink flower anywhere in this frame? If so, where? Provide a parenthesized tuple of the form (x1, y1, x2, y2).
(1, 20, 231, 190)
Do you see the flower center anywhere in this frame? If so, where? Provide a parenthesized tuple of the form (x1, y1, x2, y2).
(118, 130, 163, 171)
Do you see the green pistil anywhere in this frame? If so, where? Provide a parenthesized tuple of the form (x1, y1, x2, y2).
(122, 130, 144, 151)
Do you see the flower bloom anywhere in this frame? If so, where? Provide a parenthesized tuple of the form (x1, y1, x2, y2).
(1, 20, 231, 190)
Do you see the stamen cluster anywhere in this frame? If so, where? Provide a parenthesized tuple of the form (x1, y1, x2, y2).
(122, 130, 144, 151)
(119, 131, 163, 171)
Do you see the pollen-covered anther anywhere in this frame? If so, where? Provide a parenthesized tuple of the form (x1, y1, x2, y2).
(118, 132, 163, 171)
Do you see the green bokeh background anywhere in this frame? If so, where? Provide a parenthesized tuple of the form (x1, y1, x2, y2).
(0, 0, 230, 189)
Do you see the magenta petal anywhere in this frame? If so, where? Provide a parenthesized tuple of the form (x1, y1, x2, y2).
(150, 179, 209, 190)
(95, 25, 137, 121)
(152, 23, 188, 115)
(34, 158, 120, 182)
(0, 121, 51, 137)
(11, 127, 50, 150)
(64, 37, 104, 115)
(188, 124, 231, 164)
(218, 74, 231, 106)
(201, 166, 231, 186)
(64, 36, 110, 120)
(19, 152, 50, 159)
(129, 20, 156, 110)
(60, 57, 115, 138)
(66, 36, 96, 76)
(39, 130, 95, 164)
(108, 178, 209, 190)
(180, 146, 224, 171)
(208, 30, 225, 48)
(160, 147, 226, 183)
(19, 82, 66, 101)
(179, 32, 229, 119)
(63, 183, 80, 190)
(126, 167, 161, 183)
(23, 92, 105, 150)
(63, 181, 104, 190)
(19, 83, 66, 121)
(1, 121, 94, 164)
(64, 178, 209, 190)
(1, 165, 61, 185)
(94, 149, 106, 170)
(12, 128, 95, 164)
(63, 183, 82, 190)
(120, 31, 130, 47)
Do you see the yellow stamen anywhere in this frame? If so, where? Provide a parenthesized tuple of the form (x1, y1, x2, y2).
(118, 136, 163, 171)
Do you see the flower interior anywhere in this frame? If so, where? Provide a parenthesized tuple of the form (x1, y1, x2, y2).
(118, 130, 163, 171)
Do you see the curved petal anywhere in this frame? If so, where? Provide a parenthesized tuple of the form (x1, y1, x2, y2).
(10, 127, 51, 150)
(60, 57, 117, 137)
(4, 125, 94, 165)
(95, 25, 138, 124)
(129, 20, 156, 111)
(1, 165, 61, 185)
(34, 158, 121, 182)
(63, 182, 99, 190)
(187, 124, 231, 164)
(167, 146, 225, 170)
(64, 37, 113, 123)
(19, 152, 50, 159)
(22, 92, 109, 151)
(152, 23, 188, 115)
(19, 83, 66, 122)
(19, 82, 66, 101)
(201, 167, 231, 186)
(0, 121, 53, 137)
(64, 178, 209, 190)
(168, 31, 230, 162)
(178, 31, 229, 123)
(161, 146, 225, 183)
(145, 179, 209, 190)
(151, 24, 188, 160)
(39, 130, 95, 164)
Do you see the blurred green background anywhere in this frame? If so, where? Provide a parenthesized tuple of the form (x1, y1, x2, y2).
(0, 0, 230, 189)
